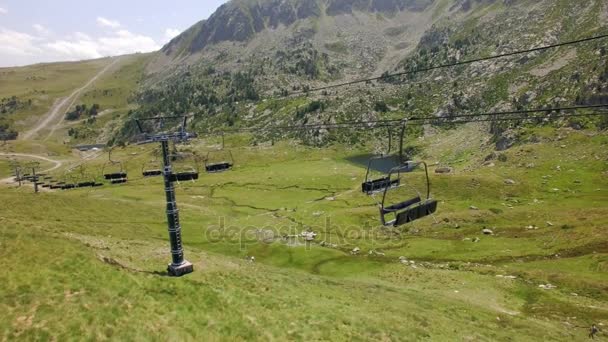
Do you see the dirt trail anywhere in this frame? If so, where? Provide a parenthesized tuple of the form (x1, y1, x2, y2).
(20, 57, 122, 141)
(0, 152, 63, 185)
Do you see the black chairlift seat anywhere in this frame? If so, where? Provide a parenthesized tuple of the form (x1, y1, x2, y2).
(142, 170, 162, 177)
(381, 196, 422, 215)
(394, 199, 438, 226)
(361, 155, 403, 195)
(205, 162, 233, 173)
(50, 185, 62, 189)
(111, 178, 128, 185)
(362, 177, 400, 195)
(78, 181, 95, 188)
(104, 172, 127, 180)
(61, 184, 76, 190)
(170, 171, 199, 182)
(42, 184, 51, 188)
(93, 183, 104, 187)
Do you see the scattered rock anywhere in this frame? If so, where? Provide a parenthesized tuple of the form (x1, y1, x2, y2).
(300, 231, 317, 241)
(546, 221, 554, 227)
(351, 247, 361, 255)
(538, 284, 557, 290)
(320, 241, 338, 248)
(312, 211, 324, 217)
(574, 180, 582, 184)
(526, 163, 536, 169)
(483, 162, 496, 168)
(551, 188, 560, 192)
(435, 167, 453, 174)
(496, 131, 517, 151)
(556, 165, 562, 171)
(496, 275, 517, 279)
(504, 179, 516, 185)
(368, 250, 385, 257)
(325, 197, 336, 201)
(482, 228, 494, 235)
(472, 237, 481, 243)
(469, 206, 479, 211)
(525, 225, 539, 230)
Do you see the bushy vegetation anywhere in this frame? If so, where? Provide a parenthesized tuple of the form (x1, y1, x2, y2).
(65, 104, 100, 121)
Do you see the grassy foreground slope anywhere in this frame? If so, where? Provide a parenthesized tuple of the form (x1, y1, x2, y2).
(0, 123, 606, 340)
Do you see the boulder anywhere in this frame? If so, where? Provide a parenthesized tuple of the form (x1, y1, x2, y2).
(504, 179, 516, 185)
(482, 228, 494, 235)
(351, 247, 361, 255)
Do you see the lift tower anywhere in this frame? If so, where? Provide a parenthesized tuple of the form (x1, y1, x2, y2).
(136, 116, 197, 277)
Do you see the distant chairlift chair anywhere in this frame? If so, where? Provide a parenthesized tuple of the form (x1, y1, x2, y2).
(361, 124, 407, 195)
(103, 148, 128, 184)
(142, 152, 162, 178)
(361, 155, 401, 195)
(379, 161, 438, 227)
(205, 150, 234, 174)
(169, 151, 199, 182)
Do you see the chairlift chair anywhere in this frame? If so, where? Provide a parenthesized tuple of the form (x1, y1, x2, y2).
(205, 150, 234, 173)
(379, 161, 438, 227)
(142, 152, 162, 178)
(103, 148, 128, 183)
(169, 151, 199, 182)
(362, 155, 401, 195)
(361, 125, 402, 195)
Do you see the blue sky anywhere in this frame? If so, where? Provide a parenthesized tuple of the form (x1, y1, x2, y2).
(0, 0, 228, 67)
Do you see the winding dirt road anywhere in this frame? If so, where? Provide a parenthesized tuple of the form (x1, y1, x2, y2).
(20, 57, 122, 141)
(0, 153, 63, 185)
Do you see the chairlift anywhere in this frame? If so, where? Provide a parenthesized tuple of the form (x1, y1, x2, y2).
(169, 149, 199, 182)
(142, 150, 162, 177)
(103, 148, 128, 183)
(362, 155, 401, 195)
(361, 124, 404, 195)
(205, 150, 234, 173)
(379, 161, 438, 227)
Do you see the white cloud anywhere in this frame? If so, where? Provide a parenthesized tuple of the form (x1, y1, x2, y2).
(0, 7, 7, 14)
(97, 17, 121, 29)
(0, 26, 160, 67)
(164, 28, 181, 41)
(33, 24, 51, 36)
(0, 28, 42, 57)
(46, 29, 160, 60)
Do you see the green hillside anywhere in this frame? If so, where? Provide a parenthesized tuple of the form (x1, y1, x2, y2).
(0, 0, 607, 340)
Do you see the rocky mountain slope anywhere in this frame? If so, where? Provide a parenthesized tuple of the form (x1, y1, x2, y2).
(94, 0, 608, 146)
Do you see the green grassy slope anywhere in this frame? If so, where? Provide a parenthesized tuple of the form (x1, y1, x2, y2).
(0, 124, 606, 340)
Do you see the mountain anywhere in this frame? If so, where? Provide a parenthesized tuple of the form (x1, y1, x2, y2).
(162, 0, 435, 57)
(121, 0, 606, 147)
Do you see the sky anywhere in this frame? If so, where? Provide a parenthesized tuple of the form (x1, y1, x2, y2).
(0, 0, 228, 67)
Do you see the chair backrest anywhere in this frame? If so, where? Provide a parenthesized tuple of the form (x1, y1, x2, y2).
(394, 200, 438, 226)
(205, 162, 232, 173)
(362, 177, 400, 194)
(381, 196, 422, 215)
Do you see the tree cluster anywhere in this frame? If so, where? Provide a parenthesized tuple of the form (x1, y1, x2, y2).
(65, 104, 100, 121)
